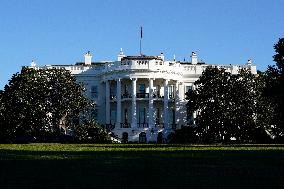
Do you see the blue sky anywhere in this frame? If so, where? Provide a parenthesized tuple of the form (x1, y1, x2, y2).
(0, 0, 283, 89)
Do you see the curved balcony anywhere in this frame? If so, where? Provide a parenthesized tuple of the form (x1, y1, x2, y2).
(136, 93, 149, 98)
(137, 123, 149, 128)
(104, 123, 115, 131)
(120, 123, 131, 128)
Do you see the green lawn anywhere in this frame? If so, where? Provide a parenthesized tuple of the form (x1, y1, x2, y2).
(0, 144, 284, 188)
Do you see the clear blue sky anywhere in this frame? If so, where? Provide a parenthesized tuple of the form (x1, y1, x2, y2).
(0, 0, 283, 89)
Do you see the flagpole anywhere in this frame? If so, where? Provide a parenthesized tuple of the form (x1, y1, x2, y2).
(140, 26, 142, 56)
(140, 38, 141, 56)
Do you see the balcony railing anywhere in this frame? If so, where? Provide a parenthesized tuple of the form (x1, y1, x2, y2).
(137, 123, 149, 128)
(153, 94, 163, 98)
(136, 93, 149, 98)
(120, 123, 131, 128)
(122, 93, 131, 99)
(110, 93, 175, 100)
(104, 123, 115, 131)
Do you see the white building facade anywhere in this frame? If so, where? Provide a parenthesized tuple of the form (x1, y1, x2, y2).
(36, 50, 257, 143)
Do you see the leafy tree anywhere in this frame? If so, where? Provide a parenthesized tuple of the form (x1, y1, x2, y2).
(74, 120, 111, 143)
(0, 67, 90, 141)
(186, 66, 268, 143)
(167, 126, 199, 143)
(260, 38, 284, 139)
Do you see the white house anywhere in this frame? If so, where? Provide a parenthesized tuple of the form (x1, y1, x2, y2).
(33, 50, 257, 143)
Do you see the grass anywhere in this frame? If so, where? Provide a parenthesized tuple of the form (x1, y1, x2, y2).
(0, 144, 284, 188)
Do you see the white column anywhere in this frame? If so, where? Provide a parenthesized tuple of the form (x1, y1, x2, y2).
(192, 84, 197, 123)
(116, 78, 121, 128)
(175, 81, 180, 127)
(163, 79, 169, 128)
(131, 78, 137, 128)
(105, 80, 110, 124)
(148, 78, 154, 128)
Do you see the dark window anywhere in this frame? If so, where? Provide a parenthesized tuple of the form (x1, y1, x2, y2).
(122, 132, 128, 143)
(139, 132, 147, 143)
(139, 84, 145, 93)
(91, 86, 98, 98)
(156, 108, 160, 124)
(185, 86, 193, 93)
(157, 132, 163, 144)
(124, 109, 128, 123)
(138, 107, 146, 124)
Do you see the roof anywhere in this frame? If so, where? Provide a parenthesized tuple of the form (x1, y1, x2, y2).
(121, 55, 163, 61)
(75, 62, 108, 65)
(180, 61, 206, 65)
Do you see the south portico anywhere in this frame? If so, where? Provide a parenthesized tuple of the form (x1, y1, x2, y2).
(103, 75, 183, 142)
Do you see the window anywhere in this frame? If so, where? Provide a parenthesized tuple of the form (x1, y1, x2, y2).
(138, 107, 146, 124)
(156, 108, 160, 124)
(169, 85, 175, 98)
(110, 110, 116, 124)
(169, 109, 175, 124)
(186, 109, 194, 125)
(139, 84, 145, 93)
(139, 132, 147, 143)
(123, 84, 129, 97)
(156, 85, 161, 97)
(185, 85, 193, 93)
(91, 86, 98, 98)
(122, 132, 128, 143)
(110, 85, 116, 99)
(124, 109, 128, 123)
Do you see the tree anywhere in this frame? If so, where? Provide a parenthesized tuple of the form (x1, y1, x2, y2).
(74, 120, 111, 143)
(167, 126, 199, 143)
(262, 38, 284, 138)
(0, 67, 91, 141)
(186, 66, 267, 143)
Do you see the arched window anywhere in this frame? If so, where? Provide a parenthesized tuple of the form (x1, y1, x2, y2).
(122, 132, 128, 143)
(157, 132, 163, 144)
(139, 132, 147, 143)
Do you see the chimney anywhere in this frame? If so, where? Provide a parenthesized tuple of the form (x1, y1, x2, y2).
(191, 52, 197, 64)
(84, 51, 92, 65)
(31, 60, 36, 67)
(159, 52, 165, 61)
(117, 48, 126, 61)
(247, 59, 252, 65)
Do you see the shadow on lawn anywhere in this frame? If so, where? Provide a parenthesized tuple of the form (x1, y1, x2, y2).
(0, 149, 284, 188)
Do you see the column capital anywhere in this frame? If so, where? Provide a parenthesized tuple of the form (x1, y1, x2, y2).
(175, 80, 183, 85)
(116, 78, 121, 82)
(130, 78, 137, 81)
(163, 79, 169, 85)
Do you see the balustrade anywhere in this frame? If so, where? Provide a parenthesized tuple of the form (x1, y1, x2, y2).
(137, 123, 149, 128)
(120, 123, 131, 128)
